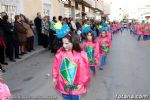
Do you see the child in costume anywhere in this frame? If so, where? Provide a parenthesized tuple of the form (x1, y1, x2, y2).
(143, 23, 150, 40)
(98, 30, 111, 70)
(136, 23, 143, 41)
(52, 30, 90, 100)
(0, 71, 11, 100)
(82, 30, 100, 76)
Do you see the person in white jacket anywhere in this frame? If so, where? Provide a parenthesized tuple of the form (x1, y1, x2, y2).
(70, 18, 77, 31)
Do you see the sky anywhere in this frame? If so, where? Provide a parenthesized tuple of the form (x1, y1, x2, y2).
(104, 0, 150, 20)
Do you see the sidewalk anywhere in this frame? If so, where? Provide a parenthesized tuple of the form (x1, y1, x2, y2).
(4, 46, 46, 68)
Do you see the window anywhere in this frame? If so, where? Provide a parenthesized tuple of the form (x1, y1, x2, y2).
(64, 7, 71, 17)
(0, 4, 17, 22)
(43, 4, 51, 16)
(85, 6, 89, 13)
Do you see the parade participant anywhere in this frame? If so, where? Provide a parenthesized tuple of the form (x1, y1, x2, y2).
(82, 29, 100, 76)
(0, 70, 11, 100)
(98, 22, 103, 34)
(91, 23, 99, 37)
(99, 19, 112, 46)
(82, 20, 91, 40)
(98, 30, 111, 70)
(105, 26, 112, 42)
(51, 16, 63, 54)
(143, 23, 150, 40)
(136, 23, 143, 41)
(133, 23, 137, 35)
(52, 25, 90, 100)
(129, 23, 133, 34)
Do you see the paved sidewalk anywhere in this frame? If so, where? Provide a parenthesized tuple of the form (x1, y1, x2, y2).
(4, 46, 46, 69)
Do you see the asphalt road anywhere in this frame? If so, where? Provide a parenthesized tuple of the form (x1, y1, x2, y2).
(4, 30, 150, 100)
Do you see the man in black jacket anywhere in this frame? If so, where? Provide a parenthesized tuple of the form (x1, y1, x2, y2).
(0, 18, 7, 72)
(2, 15, 18, 62)
(34, 12, 42, 45)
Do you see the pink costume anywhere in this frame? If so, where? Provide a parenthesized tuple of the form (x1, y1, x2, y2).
(136, 24, 143, 35)
(112, 24, 116, 32)
(143, 24, 149, 35)
(107, 31, 112, 42)
(98, 36, 111, 56)
(0, 80, 11, 100)
(130, 24, 133, 30)
(82, 40, 100, 67)
(52, 48, 90, 95)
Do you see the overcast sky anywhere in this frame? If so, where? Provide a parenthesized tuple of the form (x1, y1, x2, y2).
(104, 0, 150, 20)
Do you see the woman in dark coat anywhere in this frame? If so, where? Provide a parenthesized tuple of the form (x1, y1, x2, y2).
(14, 15, 27, 55)
(2, 15, 17, 62)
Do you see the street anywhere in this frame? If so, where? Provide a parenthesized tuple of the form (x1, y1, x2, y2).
(4, 30, 150, 100)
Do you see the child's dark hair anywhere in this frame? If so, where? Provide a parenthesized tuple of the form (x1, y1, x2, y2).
(53, 16, 56, 20)
(85, 30, 96, 43)
(58, 16, 63, 21)
(63, 31, 82, 52)
(63, 17, 68, 23)
(100, 30, 107, 37)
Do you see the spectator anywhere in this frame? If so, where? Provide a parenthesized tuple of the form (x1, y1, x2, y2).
(70, 18, 77, 31)
(20, 14, 34, 52)
(0, 19, 7, 72)
(0, 15, 8, 67)
(76, 19, 82, 30)
(14, 15, 27, 55)
(49, 16, 57, 51)
(2, 15, 18, 62)
(67, 18, 73, 31)
(34, 12, 42, 45)
(41, 16, 50, 48)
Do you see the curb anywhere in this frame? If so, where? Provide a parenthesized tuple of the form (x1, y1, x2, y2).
(5, 47, 46, 68)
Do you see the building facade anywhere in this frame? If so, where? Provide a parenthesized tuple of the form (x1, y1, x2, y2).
(0, 0, 106, 21)
(138, 5, 150, 21)
(0, 0, 55, 20)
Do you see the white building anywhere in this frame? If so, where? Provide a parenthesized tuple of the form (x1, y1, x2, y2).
(0, 0, 55, 21)
(138, 5, 150, 22)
